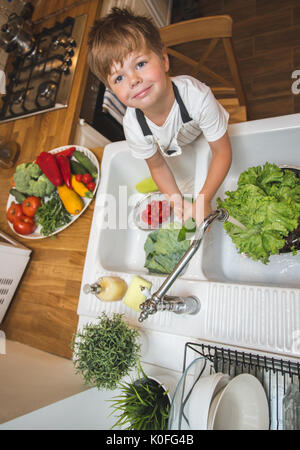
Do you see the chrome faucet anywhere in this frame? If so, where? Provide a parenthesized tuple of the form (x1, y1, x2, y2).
(138, 208, 229, 322)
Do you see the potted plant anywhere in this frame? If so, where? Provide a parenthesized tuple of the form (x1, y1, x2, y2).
(110, 364, 171, 430)
(71, 313, 141, 390)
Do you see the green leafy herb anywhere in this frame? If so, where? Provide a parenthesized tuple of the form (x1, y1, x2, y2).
(109, 363, 170, 430)
(177, 217, 197, 242)
(217, 162, 300, 264)
(71, 313, 141, 390)
(144, 224, 190, 274)
(36, 191, 71, 236)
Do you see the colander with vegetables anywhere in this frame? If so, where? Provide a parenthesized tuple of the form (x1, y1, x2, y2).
(217, 162, 300, 264)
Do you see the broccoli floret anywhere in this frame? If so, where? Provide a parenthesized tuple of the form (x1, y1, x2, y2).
(28, 174, 55, 197)
(13, 164, 55, 197)
(14, 168, 32, 193)
(38, 174, 55, 196)
(27, 162, 42, 179)
(15, 162, 28, 172)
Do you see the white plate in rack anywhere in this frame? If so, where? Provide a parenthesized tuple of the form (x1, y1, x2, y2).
(207, 374, 269, 430)
(6, 145, 100, 239)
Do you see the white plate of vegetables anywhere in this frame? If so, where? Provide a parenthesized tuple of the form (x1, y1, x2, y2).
(6, 145, 100, 239)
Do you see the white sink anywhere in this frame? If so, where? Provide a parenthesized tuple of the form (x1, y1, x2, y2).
(95, 137, 210, 277)
(202, 117, 300, 289)
(78, 114, 300, 360)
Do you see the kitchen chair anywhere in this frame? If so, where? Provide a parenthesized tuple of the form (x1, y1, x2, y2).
(160, 15, 247, 124)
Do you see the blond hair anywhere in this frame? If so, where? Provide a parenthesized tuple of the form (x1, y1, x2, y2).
(87, 8, 164, 84)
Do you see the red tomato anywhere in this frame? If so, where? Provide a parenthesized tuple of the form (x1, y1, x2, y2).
(87, 181, 96, 191)
(142, 199, 171, 228)
(21, 196, 41, 217)
(82, 173, 93, 184)
(141, 210, 148, 223)
(75, 174, 83, 182)
(13, 215, 36, 235)
(6, 202, 23, 224)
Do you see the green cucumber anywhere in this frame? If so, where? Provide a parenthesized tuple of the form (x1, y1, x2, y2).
(73, 150, 98, 178)
(10, 188, 27, 203)
(70, 160, 87, 175)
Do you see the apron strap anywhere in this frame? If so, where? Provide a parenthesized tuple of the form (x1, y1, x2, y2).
(135, 108, 152, 136)
(172, 82, 192, 124)
(135, 81, 192, 137)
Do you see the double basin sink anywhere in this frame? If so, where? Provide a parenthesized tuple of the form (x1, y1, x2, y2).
(78, 114, 300, 359)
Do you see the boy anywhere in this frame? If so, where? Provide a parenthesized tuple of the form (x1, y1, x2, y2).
(88, 8, 232, 224)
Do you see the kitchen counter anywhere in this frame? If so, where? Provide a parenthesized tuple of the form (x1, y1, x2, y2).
(0, 147, 103, 358)
(0, 0, 103, 359)
(0, 147, 104, 359)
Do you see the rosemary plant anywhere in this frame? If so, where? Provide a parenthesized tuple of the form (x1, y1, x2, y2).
(110, 364, 170, 430)
(71, 313, 141, 390)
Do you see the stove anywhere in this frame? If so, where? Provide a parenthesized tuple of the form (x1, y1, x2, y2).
(0, 14, 87, 122)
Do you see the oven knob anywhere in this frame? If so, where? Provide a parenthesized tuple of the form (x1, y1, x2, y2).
(66, 48, 74, 57)
(67, 37, 76, 48)
(64, 57, 72, 67)
(53, 36, 67, 48)
(60, 63, 71, 74)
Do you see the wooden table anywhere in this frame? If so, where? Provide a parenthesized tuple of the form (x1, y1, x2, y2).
(0, 0, 103, 359)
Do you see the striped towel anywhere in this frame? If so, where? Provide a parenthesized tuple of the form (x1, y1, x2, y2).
(102, 88, 126, 125)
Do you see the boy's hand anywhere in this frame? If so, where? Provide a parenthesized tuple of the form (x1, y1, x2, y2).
(173, 198, 193, 225)
(173, 197, 212, 226)
(192, 197, 212, 226)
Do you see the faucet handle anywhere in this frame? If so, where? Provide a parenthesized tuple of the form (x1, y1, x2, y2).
(140, 285, 151, 298)
(138, 297, 157, 322)
(138, 285, 157, 322)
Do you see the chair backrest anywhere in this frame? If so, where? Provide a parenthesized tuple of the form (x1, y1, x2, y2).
(159, 15, 246, 108)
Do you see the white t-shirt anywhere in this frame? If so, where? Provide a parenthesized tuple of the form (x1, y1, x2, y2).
(123, 75, 229, 160)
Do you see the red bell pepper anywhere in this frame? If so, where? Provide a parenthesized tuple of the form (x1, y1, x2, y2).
(54, 147, 76, 158)
(56, 154, 72, 189)
(36, 152, 63, 186)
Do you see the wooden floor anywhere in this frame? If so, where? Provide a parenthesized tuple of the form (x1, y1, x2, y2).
(171, 0, 300, 121)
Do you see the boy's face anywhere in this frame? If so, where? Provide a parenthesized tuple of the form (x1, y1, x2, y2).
(107, 48, 170, 114)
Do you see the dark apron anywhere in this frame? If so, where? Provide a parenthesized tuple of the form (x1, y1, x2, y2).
(135, 81, 193, 156)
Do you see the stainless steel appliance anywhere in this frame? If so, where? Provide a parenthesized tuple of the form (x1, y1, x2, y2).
(0, 13, 87, 122)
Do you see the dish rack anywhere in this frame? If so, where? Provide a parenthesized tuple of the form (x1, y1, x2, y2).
(169, 342, 300, 430)
(0, 230, 31, 323)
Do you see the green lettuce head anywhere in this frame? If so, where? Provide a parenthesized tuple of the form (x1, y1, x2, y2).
(217, 163, 300, 264)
